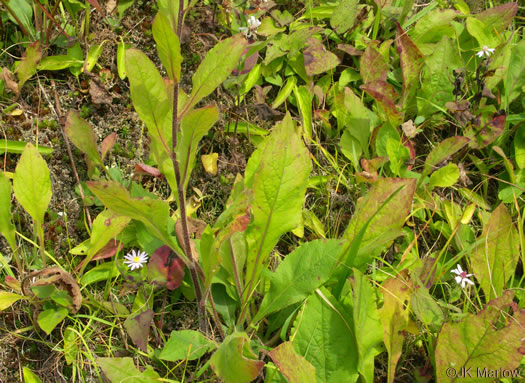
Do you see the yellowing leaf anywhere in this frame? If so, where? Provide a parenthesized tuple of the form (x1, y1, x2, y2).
(0, 291, 25, 310)
(201, 153, 218, 175)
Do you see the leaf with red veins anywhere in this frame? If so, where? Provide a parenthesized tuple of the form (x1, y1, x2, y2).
(361, 80, 402, 126)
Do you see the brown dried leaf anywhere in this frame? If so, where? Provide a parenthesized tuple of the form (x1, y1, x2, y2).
(22, 268, 82, 313)
(134, 163, 162, 178)
(89, 79, 112, 105)
(1, 67, 19, 96)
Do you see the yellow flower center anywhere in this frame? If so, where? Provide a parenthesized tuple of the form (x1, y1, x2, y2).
(133, 256, 140, 263)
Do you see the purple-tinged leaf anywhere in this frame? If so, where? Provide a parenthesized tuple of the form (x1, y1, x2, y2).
(124, 309, 154, 352)
(134, 164, 162, 178)
(269, 342, 316, 383)
(303, 38, 340, 76)
(471, 204, 519, 302)
(100, 132, 116, 161)
(337, 44, 363, 56)
(360, 45, 387, 84)
(396, 23, 424, 113)
(476, 2, 517, 33)
(361, 81, 401, 126)
(479, 113, 506, 147)
(86, 0, 104, 16)
(435, 291, 525, 383)
(210, 332, 264, 383)
(147, 245, 185, 290)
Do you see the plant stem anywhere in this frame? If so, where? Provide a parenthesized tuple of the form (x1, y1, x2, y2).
(171, 0, 207, 333)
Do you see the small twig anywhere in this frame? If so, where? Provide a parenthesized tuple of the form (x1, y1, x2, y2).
(46, 79, 92, 230)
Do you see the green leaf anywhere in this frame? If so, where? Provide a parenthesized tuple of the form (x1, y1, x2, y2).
(272, 76, 297, 109)
(85, 41, 106, 72)
(0, 140, 53, 155)
(244, 114, 312, 290)
(17, 41, 41, 90)
(80, 262, 120, 286)
(153, 12, 182, 82)
(0, 291, 25, 310)
(396, 23, 424, 113)
(466, 17, 497, 48)
(269, 341, 317, 383)
(37, 306, 68, 335)
(86, 181, 185, 264)
(292, 288, 359, 383)
(210, 332, 264, 383)
(304, 38, 340, 76)
(422, 136, 469, 177)
(330, 0, 358, 34)
(410, 286, 444, 332)
(82, 210, 130, 270)
(37, 56, 83, 71)
(159, 330, 216, 361)
(116, 39, 127, 80)
(176, 105, 219, 192)
(471, 204, 519, 301)
(351, 270, 383, 383)
(515, 125, 525, 169)
(378, 274, 411, 383)
(410, 9, 458, 44)
(435, 291, 525, 383)
(63, 326, 78, 365)
(417, 36, 463, 115)
(429, 163, 459, 189)
(22, 367, 42, 383)
(504, 39, 525, 105)
(342, 178, 416, 270)
(13, 143, 52, 230)
(65, 110, 102, 165)
(360, 81, 401, 126)
(293, 85, 313, 140)
(5, 0, 34, 39)
(0, 172, 16, 251)
(253, 240, 342, 323)
(97, 357, 161, 383)
(182, 35, 247, 114)
(125, 48, 171, 156)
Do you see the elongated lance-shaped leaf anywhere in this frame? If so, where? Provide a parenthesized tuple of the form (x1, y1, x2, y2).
(351, 269, 383, 383)
(65, 110, 103, 165)
(86, 181, 187, 265)
(243, 114, 312, 299)
(253, 239, 343, 323)
(12, 143, 52, 233)
(471, 204, 519, 302)
(153, 12, 182, 82)
(294, 85, 313, 140)
(435, 291, 525, 383)
(180, 35, 247, 116)
(292, 288, 359, 383)
(395, 23, 424, 114)
(125, 48, 171, 156)
(0, 172, 16, 252)
(422, 136, 469, 177)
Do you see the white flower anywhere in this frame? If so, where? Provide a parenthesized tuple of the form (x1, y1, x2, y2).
(451, 264, 475, 288)
(239, 16, 261, 39)
(475, 45, 495, 58)
(124, 249, 149, 271)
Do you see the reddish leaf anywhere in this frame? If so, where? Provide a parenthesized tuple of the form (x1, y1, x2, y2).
(100, 132, 117, 161)
(303, 38, 340, 76)
(360, 45, 388, 84)
(75, 240, 124, 271)
(123, 309, 154, 352)
(134, 163, 162, 178)
(230, 211, 251, 234)
(479, 113, 506, 147)
(268, 342, 316, 383)
(5, 275, 21, 292)
(395, 23, 424, 112)
(337, 44, 363, 56)
(232, 49, 259, 75)
(476, 2, 517, 33)
(361, 81, 401, 126)
(147, 245, 185, 290)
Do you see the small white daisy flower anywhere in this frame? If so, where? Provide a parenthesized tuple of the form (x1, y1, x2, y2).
(451, 264, 475, 288)
(123, 249, 149, 271)
(239, 16, 261, 39)
(475, 45, 495, 58)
